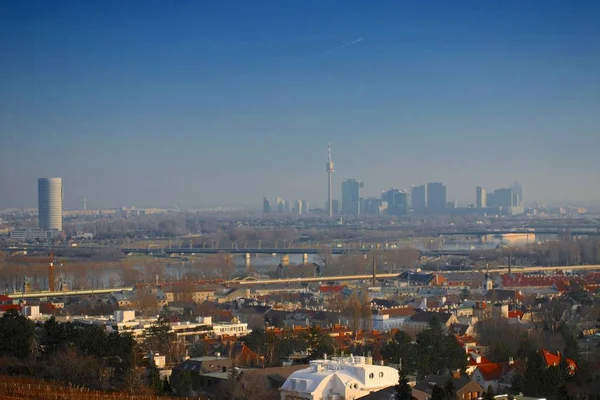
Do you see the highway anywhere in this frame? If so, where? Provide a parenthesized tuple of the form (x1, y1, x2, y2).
(6, 265, 600, 296)
(437, 228, 600, 236)
(6, 287, 134, 300)
(224, 264, 600, 285)
(1, 245, 472, 257)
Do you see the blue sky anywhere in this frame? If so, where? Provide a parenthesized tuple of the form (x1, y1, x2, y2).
(1, 1, 599, 209)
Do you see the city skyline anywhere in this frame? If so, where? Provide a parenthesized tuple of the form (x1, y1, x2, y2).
(1, 1, 599, 209)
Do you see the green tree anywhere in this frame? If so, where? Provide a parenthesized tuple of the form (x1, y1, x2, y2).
(396, 370, 414, 400)
(415, 317, 466, 377)
(444, 379, 457, 400)
(174, 370, 193, 397)
(489, 341, 512, 363)
(0, 309, 35, 359)
(460, 288, 470, 301)
(146, 357, 162, 395)
(304, 327, 335, 360)
(188, 341, 207, 358)
(161, 375, 173, 395)
(430, 380, 457, 400)
(431, 385, 446, 400)
(39, 317, 70, 356)
(558, 323, 580, 363)
(144, 315, 175, 359)
(522, 350, 547, 397)
(384, 330, 417, 374)
(483, 386, 495, 400)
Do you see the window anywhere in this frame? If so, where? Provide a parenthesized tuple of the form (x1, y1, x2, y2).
(379, 372, 384, 378)
(369, 373, 374, 379)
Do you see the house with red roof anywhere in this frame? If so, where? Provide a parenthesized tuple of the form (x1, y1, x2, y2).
(319, 285, 346, 294)
(0, 295, 21, 313)
(465, 352, 495, 375)
(541, 349, 577, 374)
(508, 310, 524, 321)
(471, 360, 517, 392)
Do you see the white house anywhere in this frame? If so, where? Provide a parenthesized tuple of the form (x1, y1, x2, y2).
(280, 356, 399, 400)
(372, 307, 415, 331)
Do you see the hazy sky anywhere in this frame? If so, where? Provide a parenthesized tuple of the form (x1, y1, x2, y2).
(1, 1, 599, 209)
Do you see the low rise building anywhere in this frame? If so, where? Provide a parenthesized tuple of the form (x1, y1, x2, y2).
(372, 307, 415, 331)
(280, 356, 399, 400)
(403, 311, 458, 333)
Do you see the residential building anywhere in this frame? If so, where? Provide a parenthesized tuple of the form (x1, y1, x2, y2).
(541, 349, 577, 373)
(476, 186, 487, 208)
(363, 197, 387, 216)
(426, 182, 446, 211)
(171, 358, 304, 399)
(211, 321, 252, 337)
(341, 179, 364, 215)
(163, 284, 217, 304)
(277, 197, 285, 213)
(471, 361, 517, 392)
(263, 197, 272, 214)
(295, 199, 304, 215)
(372, 307, 415, 331)
(382, 188, 409, 216)
(487, 183, 524, 215)
(412, 375, 484, 400)
(280, 356, 400, 400)
(38, 177, 63, 231)
(403, 311, 458, 333)
(411, 184, 427, 208)
(9, 228, 60, 241)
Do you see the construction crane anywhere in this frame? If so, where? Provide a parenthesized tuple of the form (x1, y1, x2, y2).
(12, 252, 64, 291)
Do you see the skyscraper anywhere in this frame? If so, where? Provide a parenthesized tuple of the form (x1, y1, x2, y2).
(411, 185, 427, 208)
(276, 197, 285, 213)
(487, 183, 524, 215)
(295, 199, 303, 215)
(38, 178, 63, 231)
(512, 182, 523, 207)
(326, 140, 334, 218)
(476, 186, 487, 208)
(426, 182, 447, 211)
(263, 197, 272, 213)
(382, 188, 409, 216)
(341, 179, 363, 215)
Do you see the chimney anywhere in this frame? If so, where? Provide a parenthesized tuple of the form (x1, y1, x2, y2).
(452, 369, 461, 379)
(372, 256, 376, 287)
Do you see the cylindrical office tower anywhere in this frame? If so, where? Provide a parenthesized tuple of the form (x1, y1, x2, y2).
(38, 178, 63, 231)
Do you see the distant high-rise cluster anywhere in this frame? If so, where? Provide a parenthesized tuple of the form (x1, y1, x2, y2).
(482, 182, 524, 214)
(263, 197, 309, 215)
(261, 141, 525, 216)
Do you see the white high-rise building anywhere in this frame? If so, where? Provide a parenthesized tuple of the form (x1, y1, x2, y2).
(38, 178, 63, 231)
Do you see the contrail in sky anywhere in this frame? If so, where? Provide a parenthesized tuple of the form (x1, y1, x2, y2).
(308, 38, 363, 59)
